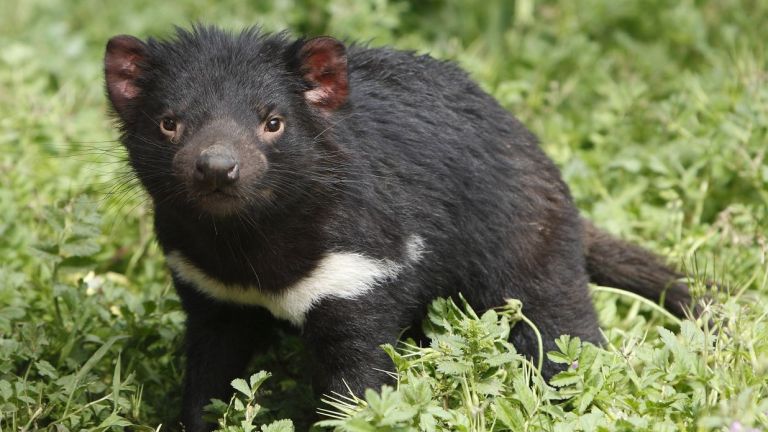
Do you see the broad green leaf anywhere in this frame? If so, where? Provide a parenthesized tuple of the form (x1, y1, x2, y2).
(231, 378, 251, 397)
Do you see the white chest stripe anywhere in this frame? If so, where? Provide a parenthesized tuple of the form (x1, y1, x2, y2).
(165, 235, 425, 326)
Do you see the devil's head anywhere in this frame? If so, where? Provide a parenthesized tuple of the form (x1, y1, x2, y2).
(104, 26, 349, 217)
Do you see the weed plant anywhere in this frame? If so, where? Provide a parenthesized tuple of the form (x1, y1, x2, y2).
(0, 0, 766, 430)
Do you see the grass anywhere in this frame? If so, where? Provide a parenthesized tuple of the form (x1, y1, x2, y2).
(0, 0, 766, 430)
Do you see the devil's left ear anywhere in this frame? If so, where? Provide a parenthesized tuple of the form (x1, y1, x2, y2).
(295, 37, 348, 110)
(104, 35, 147, 119)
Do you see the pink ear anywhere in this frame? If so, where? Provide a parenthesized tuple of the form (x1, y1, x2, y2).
(298, 37, 348, 110)
(104, 35, 147, 117)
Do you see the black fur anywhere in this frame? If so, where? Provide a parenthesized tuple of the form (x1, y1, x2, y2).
(104, 26, 693, 431)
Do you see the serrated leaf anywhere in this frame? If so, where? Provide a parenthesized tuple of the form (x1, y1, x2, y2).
(403, 379, 432, 405)
(578, 411, 604, 432)
(578, 343, 599, 371)
(480, 309, 498, 325)
(339, 416, 381, 432)
(436, 360, 470, 375)
(419, 412, 437, 431)
(494, 398, 525, 430)
(512, 375, 538, 416)
(0, 380, 12, 400)
(71, 222, 101, 238)
(36, 360, 58, 379)
(547, 350, 572, 364)
(549, 371, 580, 387)
(476, 378, 503, 395)
(261, 419, 294, 432)
(41, 206, 65, 232)
(95, 412, 132, 428)
(484, 351, 518, 367)
(249, 371, 271, 390)
(554, 335, 571, 356)
(567, 336, 582, 359)
(657, 326, 678, 349)
(680, 320, 705, 350)
(231, 378, 251, 397)
(577, 388, 597, 414)
(60, 238, 100, 257)
(29, 246, 62, 264)
(380, 404, 418, 426)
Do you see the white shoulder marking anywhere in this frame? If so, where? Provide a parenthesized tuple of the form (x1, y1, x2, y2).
(166, 235, 425, 326)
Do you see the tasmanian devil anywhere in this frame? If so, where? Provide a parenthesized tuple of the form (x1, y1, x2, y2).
(103, 26, 694, 431)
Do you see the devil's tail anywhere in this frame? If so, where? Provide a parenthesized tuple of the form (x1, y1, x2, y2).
(583, 220, 693, 317)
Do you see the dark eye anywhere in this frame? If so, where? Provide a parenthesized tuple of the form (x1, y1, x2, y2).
(160, 118, 177, 133)
(159, 117, 182, 142)
(265, 117, 283, 133)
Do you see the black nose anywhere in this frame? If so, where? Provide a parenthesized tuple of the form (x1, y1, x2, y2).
(195, 145, 240, 188)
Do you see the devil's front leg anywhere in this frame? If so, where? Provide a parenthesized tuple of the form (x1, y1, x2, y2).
(174, 279, 283, 432)
(301, 289, 415, 398)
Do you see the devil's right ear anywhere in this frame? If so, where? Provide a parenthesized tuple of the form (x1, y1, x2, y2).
(292, 37, 348, 111)
(104, 35, 147, 119)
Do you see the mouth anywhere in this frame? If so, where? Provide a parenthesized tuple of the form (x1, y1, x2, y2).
(194, 188, 243, 216)
(188, 185, 275, 218)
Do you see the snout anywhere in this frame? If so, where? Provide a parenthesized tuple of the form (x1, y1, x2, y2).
(194, 144, 240, 190)
(171, 119, 271, 216)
